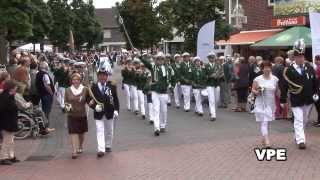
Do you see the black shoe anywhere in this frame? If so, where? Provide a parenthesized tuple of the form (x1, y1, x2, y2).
(149, 121, 154, 125)
(198, 113, 203, 117)
(97, 152, 105, 158)
(195, 112, 199, 115)
(313, 123, 320, 127)
(0, 159, 12, 165)
(62, 108, 66, 113)
(135, 111, 139, 115)
(9, 157, 20, 163)
(185, 110, 189, 112)
(105, 147, 112, 152)
(176, 106, 180, 109)
(210, 118, 216, 121)
(160, 128, 166, 133)
(298, 143, 306, 150)
(154, 130, 160, 136)
(167, 103, 171, 106)
(142, 115, 146, 120)
(72, 154, 78, 159)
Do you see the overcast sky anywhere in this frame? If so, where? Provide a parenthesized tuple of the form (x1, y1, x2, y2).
(93, 0, 163, 8)
(93, 0, 122, 8)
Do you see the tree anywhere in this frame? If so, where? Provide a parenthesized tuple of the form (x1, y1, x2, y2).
(47, 0, 74, 51)
(0, 0, 33, 64)
(117, 0, 172, 50)
(167, 0, 232, 53)
(71, 0, 102, 50)
(28, 0, 53, 52)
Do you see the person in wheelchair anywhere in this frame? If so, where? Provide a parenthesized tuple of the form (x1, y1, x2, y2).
(15, 84, 55, 135)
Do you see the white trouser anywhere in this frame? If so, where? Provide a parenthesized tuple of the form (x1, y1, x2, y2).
(167, 93, 171, 104)
(123, 84, 131, 110)
(207, 86, 217, 118)
(152, 92, 168, 131)
(148, 102, 154, 122)
(95, 117, 114, 152)
(193, 89, 203, 114)
(130, 85, 139, 111)
(214, 86, 220, 106)
(260, 121, 269, 137)
(181, 85, 192, 110)
(174, 84, 181, 107)
(137, 90, 145, 115)
(291, 105, 312, 144)
(57, 87, 65, 108)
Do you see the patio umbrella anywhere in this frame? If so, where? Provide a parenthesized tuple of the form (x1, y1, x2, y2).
(251, 26, 311, 48)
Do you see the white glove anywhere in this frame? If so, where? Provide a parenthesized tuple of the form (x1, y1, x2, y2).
(26, 102, 32, 108)
(95, 104, 103, 112)
(280, 104, 285, 108)
(65, 104, 72, 112)
(313, 94, 319, 102)
(113, 111, 119, 119)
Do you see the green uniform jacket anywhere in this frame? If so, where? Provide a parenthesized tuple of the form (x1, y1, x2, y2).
(204, 63, 224, 87)
(171, 63, 181, 87)
(121, 67, 130, 84)
(191, 66, 206, 89)
(137, 71, 149, 91)
(180, 61, 193, 85)
(141, 58, 170, 94)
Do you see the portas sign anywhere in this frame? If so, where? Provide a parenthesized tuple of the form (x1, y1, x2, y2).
(272, 16, 306, 27)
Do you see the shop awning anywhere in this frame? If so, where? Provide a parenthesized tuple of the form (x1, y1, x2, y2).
(251, 26, 311, 48)
(216, 29, 282, 46)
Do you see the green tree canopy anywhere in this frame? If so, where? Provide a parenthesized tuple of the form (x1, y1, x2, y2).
(0, 0, 33, 42)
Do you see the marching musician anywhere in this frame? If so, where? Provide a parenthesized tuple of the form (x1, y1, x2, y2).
(280, 39, 319, 150)
(180, 52, 193, 112)
(89, 64, 119, 158)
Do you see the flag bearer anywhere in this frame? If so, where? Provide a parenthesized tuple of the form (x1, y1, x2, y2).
(191, 57, 206, 116)
(180, 52, 193, 112)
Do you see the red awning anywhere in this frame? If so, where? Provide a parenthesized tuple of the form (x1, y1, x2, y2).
(216, 29, 283, 46)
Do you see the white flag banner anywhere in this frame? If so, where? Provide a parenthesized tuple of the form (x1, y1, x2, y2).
(310, 12, 320, 62)
(197, 21, 215, 62)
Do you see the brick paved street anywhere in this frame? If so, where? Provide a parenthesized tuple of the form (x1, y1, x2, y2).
(1, 66, 320, 180)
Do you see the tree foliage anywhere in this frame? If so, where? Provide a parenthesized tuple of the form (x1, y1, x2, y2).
(0, 0, 33, 42)
(164, 0, 232, 53)
(28, 0, 53, 44)
(117, 0, 173, 50)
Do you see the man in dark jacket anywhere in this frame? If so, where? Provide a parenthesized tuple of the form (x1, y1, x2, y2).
(280, 39, 319, 150)
(0, 80, 19, 165)
(89, 64, 119, 158)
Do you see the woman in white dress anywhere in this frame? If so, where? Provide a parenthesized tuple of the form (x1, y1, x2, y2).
(252, 61, 279, 148)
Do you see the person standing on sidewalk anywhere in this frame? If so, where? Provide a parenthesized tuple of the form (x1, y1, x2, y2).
(180, 52, 193, 112)
(313, 55, 320, 127)
(64, 73, 90, 159)
(280, 39, 319, 150)
(0, 80, 20, 165)
(191, 57, 206, 117)
(252, 61, 279, 148)
(89, 66, 119, 158)
(36, 62, 55, 131)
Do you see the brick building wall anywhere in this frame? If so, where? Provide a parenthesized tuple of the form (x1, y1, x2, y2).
(241, 0, 274, 30)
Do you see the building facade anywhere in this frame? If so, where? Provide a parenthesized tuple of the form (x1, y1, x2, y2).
(95, 8, 126, 52)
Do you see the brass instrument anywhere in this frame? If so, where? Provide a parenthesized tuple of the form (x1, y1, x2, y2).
(283, 67, 303, 94)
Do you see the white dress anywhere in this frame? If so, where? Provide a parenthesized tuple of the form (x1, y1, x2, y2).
(253, 74, 279, 122)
